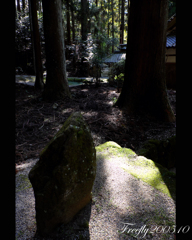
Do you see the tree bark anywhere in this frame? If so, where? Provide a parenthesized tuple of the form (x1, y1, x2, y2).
(17, 0, 21, 12)
(120, 0, 124, 44)
(119, 0, 121, 44)
(107, 0, 110, 39)
(112, 0, 114, 52)
(81, 0, 88, 41)
(70, 0, 75, 43)
(66, 0, 71, 45)
(22, 0, 25, 11)
(29, 0, 44, 90)
(42, 0, 71, 100)
(116, 0, 175, 122)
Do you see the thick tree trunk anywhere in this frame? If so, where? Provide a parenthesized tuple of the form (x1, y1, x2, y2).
(42, 0, 71, 100)
(29, 0, 44, 90)
(116, 0, 175, 122)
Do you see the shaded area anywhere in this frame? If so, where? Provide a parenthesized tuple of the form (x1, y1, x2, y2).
(16, 82, 176, 164)
(138, 136, 176, 169)
(33, 201, 92, 239)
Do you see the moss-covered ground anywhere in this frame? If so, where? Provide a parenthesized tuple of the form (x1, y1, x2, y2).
(96, 141, 176, 201)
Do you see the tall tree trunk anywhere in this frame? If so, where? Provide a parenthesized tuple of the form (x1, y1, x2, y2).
(81, 0, 88, 41)
(112, 0, 114, 52)
(107, 0, 110, 54)
(120, 0, 124, 44)
(116, 0, 175, 122)
(94, 0, 98, 36)
(15, 1, 17, 19)
(119, 0, 121, 44)
(22, 0, 26, 11)
(37, 0, 42, 17)
(70, 0, 75, 43)
(66, 0, 71, 45)
(17, 0, 21, 12)
(107, 0, 110, 38)
(29, 0, 44, 90)
(42, 0, 71, 100)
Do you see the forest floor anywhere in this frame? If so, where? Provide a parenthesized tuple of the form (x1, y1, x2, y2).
(15, 82, 176, 167)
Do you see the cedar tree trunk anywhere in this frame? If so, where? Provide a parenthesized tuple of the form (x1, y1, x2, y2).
(116, 0, 175, 122)
(66, 0, 71, 45)
(17, 0, 21, 12)
(81, 0, 88, 41)
(112, 0, 114, 52)
(22, 0, 25, 11)
(42, 0, 71, 100)
(120, 0, 125, 44)
(29, 0, 44, 90)
(70, 0, 75, 42)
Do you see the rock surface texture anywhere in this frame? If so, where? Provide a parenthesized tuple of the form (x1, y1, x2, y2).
(138, 135, 176, 169)
(28, 112, 96, 236)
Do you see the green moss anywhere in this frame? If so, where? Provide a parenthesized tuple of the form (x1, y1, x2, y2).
(96, 141, 122, 151)
(96, 141, 176, 200)
(122, 156, 175, 199)
(96, 141, 136, 159)
(16, 174, 32, 192)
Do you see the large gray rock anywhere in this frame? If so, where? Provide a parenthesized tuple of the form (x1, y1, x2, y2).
(28, 112, 96, 236)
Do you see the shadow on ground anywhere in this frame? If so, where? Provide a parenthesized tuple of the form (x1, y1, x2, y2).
(35, 143, 176, 240)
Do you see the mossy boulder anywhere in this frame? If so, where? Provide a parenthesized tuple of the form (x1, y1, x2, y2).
(137, 135, 176, 169)
(96, 141, 175, 200)
(28, 112, 96, 236)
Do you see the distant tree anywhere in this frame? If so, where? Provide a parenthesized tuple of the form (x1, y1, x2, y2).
(29, 0, 44, 90)
(42, 0, 71, 100)
(63, 0, 71, 45)
(15, 1, 17, 20)
(81, 0, 88, 41)
(70, 0, 76, 42)
(17, 0, 21, 12)
(120, 0, 125, 44)
(116, 0, 175, 122)
(111, 0, 114, 52)
(66, 0, 71, 45)
(22, 0, 26, 11)
(107, 0, 110, 38)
